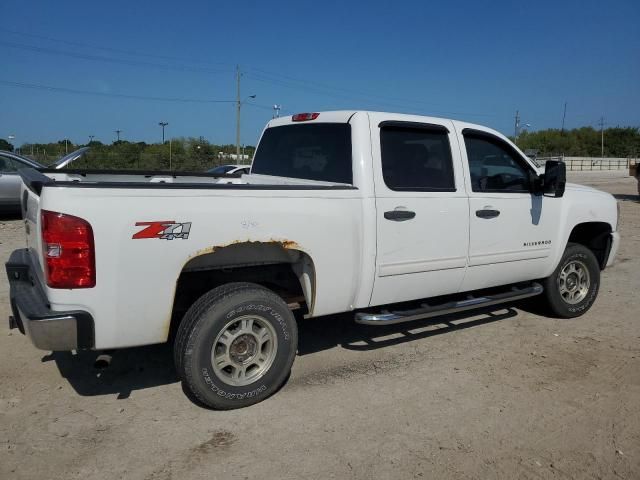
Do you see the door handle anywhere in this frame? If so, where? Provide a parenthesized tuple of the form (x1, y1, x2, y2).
(384, 210, 416, 221)
(475, 209, 500, 219)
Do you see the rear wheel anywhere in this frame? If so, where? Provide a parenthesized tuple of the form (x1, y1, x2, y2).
(541, 243, 600, 318)
(175, 282, 298, 409)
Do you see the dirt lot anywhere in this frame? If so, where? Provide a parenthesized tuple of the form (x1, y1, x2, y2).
(1, 170, 638, 480)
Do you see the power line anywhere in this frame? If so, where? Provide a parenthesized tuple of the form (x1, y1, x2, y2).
(0, 79, 237, 104)
(248, 67, 468, 111)
(0, 40, 231, 75)
(0, 27, 233, 66)
(246, 72, 500, 118)
(1, 29, 502, 118)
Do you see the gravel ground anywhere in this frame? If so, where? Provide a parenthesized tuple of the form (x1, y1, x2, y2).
(0, 170, 638, 480)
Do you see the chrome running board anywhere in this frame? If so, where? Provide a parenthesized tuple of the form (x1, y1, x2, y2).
(355, 282, 543, 326)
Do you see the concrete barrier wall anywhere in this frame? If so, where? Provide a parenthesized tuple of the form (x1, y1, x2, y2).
(536, 156, 635, 171)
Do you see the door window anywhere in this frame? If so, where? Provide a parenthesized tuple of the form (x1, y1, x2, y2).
(463, 133, 532, 193)
(380, 125, 455, 191)
(0, 157, 19, 173)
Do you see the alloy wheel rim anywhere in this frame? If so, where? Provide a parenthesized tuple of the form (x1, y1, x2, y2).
(211, 315, 278, 387)
(558, 259, 590, 305)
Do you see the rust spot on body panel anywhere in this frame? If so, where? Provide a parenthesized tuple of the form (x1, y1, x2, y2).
(189, 239, 301, 259)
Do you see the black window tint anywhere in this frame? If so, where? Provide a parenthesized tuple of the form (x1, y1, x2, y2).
(380, 126, 455, 191)
(252, 124, 352, 184)
(464, 134, 531, 192)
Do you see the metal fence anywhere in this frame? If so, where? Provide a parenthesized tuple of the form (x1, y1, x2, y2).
(535, 156, 635, 171)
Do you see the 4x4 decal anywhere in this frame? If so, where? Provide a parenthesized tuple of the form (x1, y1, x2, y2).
(132, 221, 192, 240)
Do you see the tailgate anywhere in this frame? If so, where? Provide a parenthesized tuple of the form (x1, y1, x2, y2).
(18, 169, 46, 281)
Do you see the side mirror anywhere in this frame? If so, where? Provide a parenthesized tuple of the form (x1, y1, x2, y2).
(543, 160, 566, 197)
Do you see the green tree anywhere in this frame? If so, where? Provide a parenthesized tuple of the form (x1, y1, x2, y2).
(0, 138, 14, 151)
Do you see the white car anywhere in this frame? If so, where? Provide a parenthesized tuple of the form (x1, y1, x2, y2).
(207, 164, 251, 175)
(0, 147, 88, 214)
(7, 111, 619, 409)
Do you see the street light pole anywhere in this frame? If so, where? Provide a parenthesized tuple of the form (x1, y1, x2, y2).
(599, 117, 605, 158)
(159, 121, 168, 143)
(513, 110, 531, 144)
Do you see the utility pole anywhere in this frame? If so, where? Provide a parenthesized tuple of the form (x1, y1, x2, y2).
(561, 102, 567, 134)
(598, 117, 605, 158)
(514, 110, 520, 143)
(88, 135, 95, 144)
(115, 129, 122, 142)
(234, 66, 256, 162)
(273, 104, 281, 118)
(158, 121, 168, 143)
(236, 65, 241, 161)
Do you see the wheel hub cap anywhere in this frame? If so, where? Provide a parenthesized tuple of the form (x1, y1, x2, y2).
(229, 334, 257, 363)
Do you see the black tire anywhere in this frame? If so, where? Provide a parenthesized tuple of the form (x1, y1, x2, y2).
(541, 243, 600, 318)
(174, 282, 298, 409)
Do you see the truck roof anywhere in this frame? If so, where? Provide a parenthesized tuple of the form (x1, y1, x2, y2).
(266, 110, 507, 144)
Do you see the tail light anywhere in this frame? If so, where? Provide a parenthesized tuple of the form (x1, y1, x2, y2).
(41, 210, 95, 288)
(292, 113, 319, 122)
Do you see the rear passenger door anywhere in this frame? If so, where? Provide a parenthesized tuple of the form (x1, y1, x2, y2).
(369, 115, 469, 306)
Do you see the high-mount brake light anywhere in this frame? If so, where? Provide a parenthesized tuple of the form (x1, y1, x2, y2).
(41, 210, 96, 288)
(292, 113, 320, 122)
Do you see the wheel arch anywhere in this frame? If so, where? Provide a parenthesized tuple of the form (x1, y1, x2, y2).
(167, 241, 316, 341)
(566, 221, 613, 269)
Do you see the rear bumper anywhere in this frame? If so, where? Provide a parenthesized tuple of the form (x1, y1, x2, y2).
(6, 249, 94, 351)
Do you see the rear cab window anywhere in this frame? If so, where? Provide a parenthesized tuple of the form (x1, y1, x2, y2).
(252, 123, 352, 184)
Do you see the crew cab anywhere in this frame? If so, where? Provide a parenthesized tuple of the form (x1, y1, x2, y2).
(6, 111, 620, 409)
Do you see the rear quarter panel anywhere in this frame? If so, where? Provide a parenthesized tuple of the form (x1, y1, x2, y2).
(38, 186, 364, 349)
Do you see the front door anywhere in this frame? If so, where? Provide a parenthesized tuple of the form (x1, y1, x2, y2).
(369, 115, 469, 306)
(458, 128, 561, 291)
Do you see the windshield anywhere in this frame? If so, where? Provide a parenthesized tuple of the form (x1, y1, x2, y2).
(252, 123, 352, 184)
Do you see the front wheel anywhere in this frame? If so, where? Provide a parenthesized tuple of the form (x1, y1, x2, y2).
(174, 282, 298, 409)
(541, 243, 600, 318)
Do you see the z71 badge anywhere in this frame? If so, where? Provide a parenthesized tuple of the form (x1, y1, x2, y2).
(132, 221, 192, 240)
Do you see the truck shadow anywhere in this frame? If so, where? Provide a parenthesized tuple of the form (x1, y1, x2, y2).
(42, 304, 521, 402)
(0, 212, 22, 221)
(297, 305, 518, 355)
(613, 193, 639, 202)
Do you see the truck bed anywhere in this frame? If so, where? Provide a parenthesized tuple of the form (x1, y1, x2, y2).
(22, 168, 354, 193)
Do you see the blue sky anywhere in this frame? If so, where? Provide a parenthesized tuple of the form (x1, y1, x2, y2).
(1, 0, 638, 146)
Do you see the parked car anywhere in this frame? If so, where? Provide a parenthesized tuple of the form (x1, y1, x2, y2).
(207, 164, 250, 175)
(7, 111, 619, 409)
(0, 147, 88, 214)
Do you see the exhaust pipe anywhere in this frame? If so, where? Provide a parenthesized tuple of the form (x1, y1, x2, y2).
(94, 352, 113, 369)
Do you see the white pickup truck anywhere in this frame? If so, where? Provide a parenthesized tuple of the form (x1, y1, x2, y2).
(6, 111, 620, 409)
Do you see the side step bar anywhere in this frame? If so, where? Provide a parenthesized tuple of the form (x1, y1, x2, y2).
(355, 282, 543, 326)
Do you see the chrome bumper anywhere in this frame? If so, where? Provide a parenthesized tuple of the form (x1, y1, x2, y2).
(6, 249, 94, 351)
